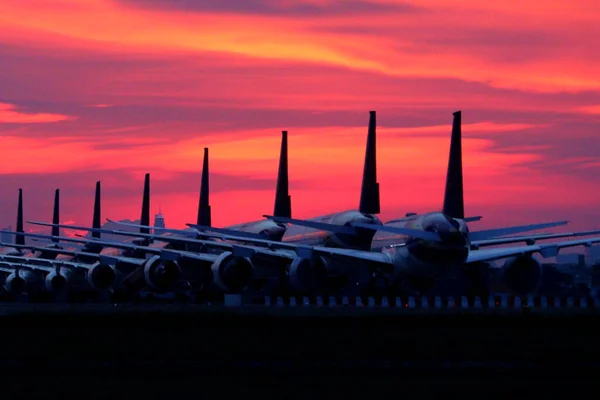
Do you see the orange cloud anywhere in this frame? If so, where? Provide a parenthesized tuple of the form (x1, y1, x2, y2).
(0, 0, 598, 93)
(0, 103, 74, 123)
(577, 105, 600, 114)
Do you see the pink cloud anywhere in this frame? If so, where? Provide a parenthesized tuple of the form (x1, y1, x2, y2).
(0, 103, 74, 123)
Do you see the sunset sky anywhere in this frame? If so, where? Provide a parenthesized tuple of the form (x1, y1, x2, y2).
(1, 0, 600, 235)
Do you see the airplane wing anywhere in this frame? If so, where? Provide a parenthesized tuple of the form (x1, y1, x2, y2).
(471, 229, 600, 248)
(309, 246, 393, 264)
(0, 254, 99, 270)
(466, 237, 600, 264)
(467, 220, 569, 241)
(0, 240, 147, 266)
(28, 222, 296, 261)
(265, 215, 567, 241)
(105, 219, 267, 240)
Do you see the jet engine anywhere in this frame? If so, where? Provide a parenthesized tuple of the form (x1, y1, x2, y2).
(288, 256, 328, 291)
(143, 255, 182, 292)
(44, 267, 74, 293)
(502, 255, 542, 295)
(211, 251, 253, 293)
(86, 262, 118, 291)
(4, 269, 37, 295)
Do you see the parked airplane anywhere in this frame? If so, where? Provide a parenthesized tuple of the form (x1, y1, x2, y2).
(20, 111, 599, 296)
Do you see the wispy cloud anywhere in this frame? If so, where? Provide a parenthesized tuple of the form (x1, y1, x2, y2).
(0, 102, 74, 123)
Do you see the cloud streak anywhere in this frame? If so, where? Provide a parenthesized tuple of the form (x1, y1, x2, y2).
(0, 102, 74, 123)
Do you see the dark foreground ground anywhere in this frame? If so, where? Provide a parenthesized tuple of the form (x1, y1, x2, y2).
(3, 305, 600, 396)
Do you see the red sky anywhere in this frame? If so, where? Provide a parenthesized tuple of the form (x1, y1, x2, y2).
(0, 0, 599, 234)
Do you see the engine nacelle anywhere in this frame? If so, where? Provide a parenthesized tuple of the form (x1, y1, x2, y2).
(288, 256, 328, 291)
(86, 262, 118, 291)
(5, 269, 37, 294)
(44, 267, 73, 293)
(502, 255, 542, 295)
(143, 255, 181, 292)
(211, 252, 253, 293)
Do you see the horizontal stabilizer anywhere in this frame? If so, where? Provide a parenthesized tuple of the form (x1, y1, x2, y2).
(263, 215, 357, 235)
(464, 216, 482, 223)
(351, 222, 442, 242)
(468, 220, 568, 241)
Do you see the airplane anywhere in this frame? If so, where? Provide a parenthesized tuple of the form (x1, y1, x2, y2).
(19, 111, 595, 300)
(21, 111, 600, 297)
(16, 204, 600, 299)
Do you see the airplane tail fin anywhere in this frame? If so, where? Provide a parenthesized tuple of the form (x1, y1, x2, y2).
(51, 189, 60, 242)
(442, 111, 465, 219)
(140, 173, 150, 234)
(197, 148, 211, 227)
(359, 110, 380, 214)
(92, 181, 101, 239)
(16, 189, 24, 246)
(273, 130, 292, 218)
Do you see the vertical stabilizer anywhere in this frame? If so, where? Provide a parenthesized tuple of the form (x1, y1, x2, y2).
(51, 189, 60, 242)
(197, 148, 211, 227)
(359, 110, 380, 214)
(16, 189, 24, 246)
(140, 173, 150, 234)
(273, 130, 292, 218)
(442, 111, 465, 219)
(92, 181, 101, 239)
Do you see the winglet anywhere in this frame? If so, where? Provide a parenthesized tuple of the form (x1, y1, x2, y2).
(140, 173, 150, 234)
(51, 189, 60, 242)
(273, 130, 292, 218)
(16, 189, 24, 246)
(359, 110, 380, 214)
(442, 110, 465, 219)
(197, 147, 211, 227)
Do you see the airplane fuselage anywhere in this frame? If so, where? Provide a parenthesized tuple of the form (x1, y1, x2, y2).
(226, 219, 287, 241)
(374, 212, 470, 283)
(281, 210, 382, 250)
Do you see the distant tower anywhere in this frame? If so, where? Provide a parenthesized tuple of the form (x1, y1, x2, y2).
(153, 206, 165, 234)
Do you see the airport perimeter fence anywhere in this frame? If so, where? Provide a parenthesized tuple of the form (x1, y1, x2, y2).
(253, 294, 600, 310)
